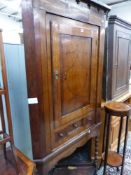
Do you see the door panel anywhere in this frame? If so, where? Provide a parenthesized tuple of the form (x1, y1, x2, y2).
(112, 31, 130, 98)
(117, 38, 129, 89)
(60, 34, 91, 115)
(46, 14, 99, 147)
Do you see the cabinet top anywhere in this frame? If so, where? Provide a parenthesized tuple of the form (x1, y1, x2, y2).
(33, 0, 111, 12)
(76, 0, 110, 11)
(88, 0, 111, 11)
(109, 15, 131, 28)
(31, 0, 111, 26)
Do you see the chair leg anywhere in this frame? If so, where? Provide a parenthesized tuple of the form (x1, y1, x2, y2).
(3, 143, 7, 160)
(10, 142, 20, 174)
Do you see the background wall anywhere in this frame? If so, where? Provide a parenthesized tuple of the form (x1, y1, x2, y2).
(0, 13, 22, 43)
(0, 13, 32, 159)
(100, 0, 131, 23)
(4, 44, 33, 159)
(109, 1, 131, 23)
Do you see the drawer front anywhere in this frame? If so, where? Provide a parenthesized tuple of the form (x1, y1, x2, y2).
(55, 120, 83, 143)
(52, 111, 95, 148)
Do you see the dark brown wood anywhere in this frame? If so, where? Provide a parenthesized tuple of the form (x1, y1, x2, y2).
(22, 0, 110, 174)
(33, 0, 110, 26)
(103, 16, 131, 100)
(22, 0, 48, 158)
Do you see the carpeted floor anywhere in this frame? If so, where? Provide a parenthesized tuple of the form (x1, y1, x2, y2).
(97, 132, 131, 175)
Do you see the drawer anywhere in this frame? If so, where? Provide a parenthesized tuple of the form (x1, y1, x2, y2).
(55, 120, 83, 143)
(53, 111, 95, 147)
(83, 111, 95, 127)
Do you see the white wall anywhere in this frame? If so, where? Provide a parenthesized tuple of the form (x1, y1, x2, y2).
(0, 13, 22, 44)
(99, 0, 131, 23)
(109, 1, 131, 23)
(0, 14, 22, 132)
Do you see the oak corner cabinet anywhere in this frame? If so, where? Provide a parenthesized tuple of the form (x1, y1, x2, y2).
(22, 0, 110, 174)
(103, 15, 131, 101)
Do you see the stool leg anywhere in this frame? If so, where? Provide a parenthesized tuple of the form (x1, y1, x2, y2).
(103, 114, 111, 175)
(99, 114, 108, 169)
(117, 116, 123, 172)
(121, 115, 129, 175)
(117, 116, 123, 154)
(102, 114, 108, 154)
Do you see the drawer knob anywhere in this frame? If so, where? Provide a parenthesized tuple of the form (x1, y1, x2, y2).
(73, 123, 78, 128)
(87, 129, 91, 134)
(59, 133, 64, 137)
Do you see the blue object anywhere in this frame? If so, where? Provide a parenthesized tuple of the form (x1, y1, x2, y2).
(4, 43, 33, 159)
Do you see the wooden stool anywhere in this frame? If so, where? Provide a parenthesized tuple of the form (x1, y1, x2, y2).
(102, 102, 131, 175)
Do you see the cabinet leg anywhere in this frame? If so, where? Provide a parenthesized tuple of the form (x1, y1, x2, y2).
(95, 136, 99, 168)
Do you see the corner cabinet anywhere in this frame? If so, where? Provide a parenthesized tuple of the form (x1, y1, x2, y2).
(103, 16, 131, 100)
(101, 16, 131, 157)
(22, 0, 110, 174)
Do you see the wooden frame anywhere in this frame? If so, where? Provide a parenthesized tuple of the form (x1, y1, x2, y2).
(15, 148, 36, 175)
(0, 30, 13, 139)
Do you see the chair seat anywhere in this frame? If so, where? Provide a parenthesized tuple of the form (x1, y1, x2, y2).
(0, 131, 11, 145)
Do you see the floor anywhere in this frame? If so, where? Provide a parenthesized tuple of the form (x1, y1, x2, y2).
(1, 133, 131, 175)
(0, 148, 27, 175)
(97, 132, 131, 175)
(51, 166, 96, 175)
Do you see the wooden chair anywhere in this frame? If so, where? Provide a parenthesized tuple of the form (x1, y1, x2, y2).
(0, 104, 18, 173)
(0, 30, 19, 174)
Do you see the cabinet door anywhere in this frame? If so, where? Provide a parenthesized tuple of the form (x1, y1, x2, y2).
(112, 31, 131, 98)
(46, 15, 99, 146)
